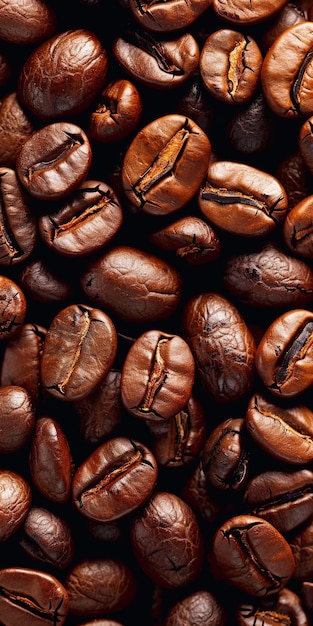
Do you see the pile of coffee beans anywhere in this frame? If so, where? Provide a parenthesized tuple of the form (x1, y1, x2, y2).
(2, 0, 313, 624)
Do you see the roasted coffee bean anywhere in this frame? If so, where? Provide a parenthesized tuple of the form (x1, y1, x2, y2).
(0, 385, 34, 453)
(0, 323, 47, 407)
(41, 304, 117, 402)
(202, 417, 250, 491)
(19, 258, 74, 304)
(246, 392, 313, 464)
(227, 91, 274, 154)
(0, 275, 27, 339)
(289, 517, 313, 580)
(212, 0, 289, 25)
(211, 514, 296, 597)
(283, 194, 313, 259)
(113, 30, 200, 90)
(261, 1, 308, 53)
(236, 587, 310, 626)
(71, 436, 158, 521)
(16, 122, 93, 201)
(275, 149, 310, 210)
(149, 215, 221, 266)
(223, 241, 313, 309)
(261, 22, 313, 118)
(29, 416, 73, 504)
(87, 79, 143, 143)
(128, 0, 212, 32)
(0, 0, 56, 44)
(147, 392, 207, 467)
(0, 567, 68, 626)
(255, 309, 313, 397)
(164, 589, 227, 626)
(38, 180, 123, 257)
(64, 558, 136, 617)
(17, 28, 108, 120)
(298, 115, 313, 175)
(0, 470, 32, 541)
(130, 490, 204, 588)
(0, 92, 35, 168)
(0, 167, 37, 265)
(199, 29, 263, 105)
(198, 160, 288, 237)
(121, 114, 211, 215)
(80, 245, 182, 323)
(243, 468, 313, 534)
(182, 291, 256, 404)
(120, 329, 195, 421)
(19, 506, 75, 570)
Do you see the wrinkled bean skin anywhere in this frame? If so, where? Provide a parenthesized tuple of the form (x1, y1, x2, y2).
(243, 468, 313, 534)
(121, 114, 211, 215)
(130, 491, 204, 589)
(0, 275, 27, 340)
(16, 122, 93, 201)
(182, 292, 256, 404)
(80, 245, 182, 323)
(255, 309, 313, 397)
(198, 160, 288, 237)
(211, 514, 296, 597)
(29, 416, 73, 503)
(128, 0, 212, 32)
(0, 0, 56, 44)
(0, 93, 35, 168)
(18, 29, 108, 120)
(290, 518, 313, 580)
(41, 304, 117, 402)
(246, 392, 313, 464)
(223, 241, 313, 309)
(164, 589, 227, 626)
(120, 329, 195, 422)
(19, 506, 75, 570)
(64, 558, 136, 617)
(71, 436, 158, 521)
(0, 567, 69, 626)
(0, 384, 35, 453)
(0, 470, 32, 541)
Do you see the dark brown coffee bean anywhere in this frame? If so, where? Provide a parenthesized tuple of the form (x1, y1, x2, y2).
(0, 167, 37, 265)
(290, 518, 313, 580)
(113, 30, 199, 90)
(198, 160, 288, 237)
(0, 567, 68, 626)
(29, 416, 73, 503)
(16, 122, 93, 201)
(0, 275, 27, 340)
(149, 215, 221, 266)
(182, 291, 256, 404)
(128, 0, 212, 32)
(80, 245, 182, 323)
(212, 0, 289, 25)
(0, 92, 35, 168)
(236, 587, 310, 626)
(283, 194, 313, 259)
(0, 470, 32, 541)
(0, 0, 56, 44)
(41, 304, 117, 402)
(64, 558, 136, 617)
(223, 241, 313, 309)
(261, 22, 313, 117)
(18, 28, 108, 119)
(202, 417, 250, 491)
(121, 329, 195, 422)
(246, 392, 313, 464)
(19, 506, 75, 570)
(164, 589, 227, 626)
(0, 385, 35, 453)
(243, 468, 313, 534)
(275, 149, 310, 210)
(131, 491, 204, 589)
(72, 436, 158, 521)
(87, 79, 143, 143)
(227, 91, 274, 154)
(255, 309, 313, 397)
(121, 114, 211, 215)
(199, 29, 263, 105)
(212, 514, 296, 597)
(19, 258, 74, 304)
(0, 323, 47, 407)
